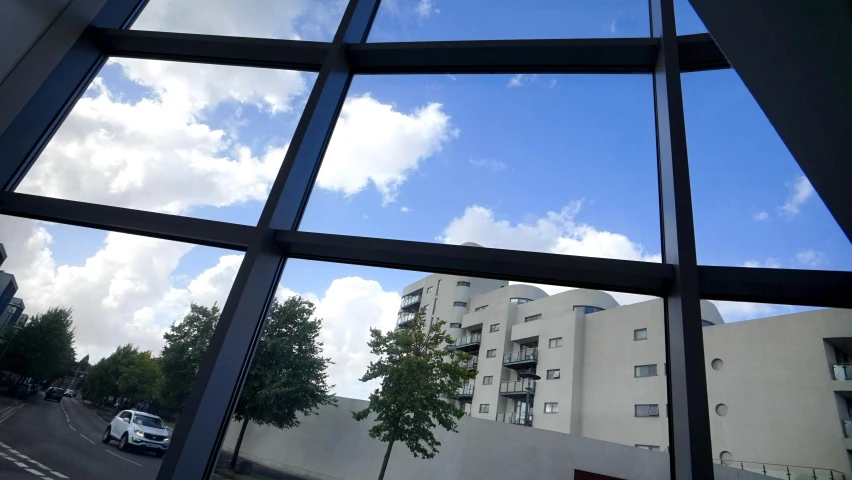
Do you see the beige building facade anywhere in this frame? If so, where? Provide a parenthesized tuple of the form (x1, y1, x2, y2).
(397, 269, 852, 478)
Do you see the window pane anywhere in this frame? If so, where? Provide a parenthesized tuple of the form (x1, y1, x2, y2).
(683, 69, 852, 271)
(17, 59, 316, 226)
(368, 0, 649, 42)
(133, 0, 346, 41)
(215, 260, 669, 478)
(0, 214, 239, 479)
(703, 300, 851, 478)
(300, 74, 660, 264)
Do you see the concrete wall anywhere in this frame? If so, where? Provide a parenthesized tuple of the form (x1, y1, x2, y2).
(222, 396, 766, 480)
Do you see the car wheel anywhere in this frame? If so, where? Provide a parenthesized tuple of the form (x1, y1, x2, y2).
(118, 434, 129, 451)
(155, 451, 165, 458)
(102, 427, 112, 444)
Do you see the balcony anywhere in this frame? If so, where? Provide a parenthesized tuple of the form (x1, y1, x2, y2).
(832, 363, 852, 380)
(396, 311, 416, 328)
(711, 460, 845, 480)
(495, 412, 532, 426)
(458, 384, 474, 399)
(460, 357, 478, 371)
(502, 348, 538, 370)
(399, 292, 422, 310)
(449, 333, 481, 353)
(499, 379, 535, 398)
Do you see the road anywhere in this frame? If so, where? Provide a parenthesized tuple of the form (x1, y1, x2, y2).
(0, 394, 162, 479)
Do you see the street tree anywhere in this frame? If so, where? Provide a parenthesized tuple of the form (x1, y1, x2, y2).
(229, 297, 336, 469)
(83, 344, 146, 406)
(2, 307, 76, 382)
(118, 351, 162, 401)
(159, 303, 220, 412)
(352, 310, 477, 480)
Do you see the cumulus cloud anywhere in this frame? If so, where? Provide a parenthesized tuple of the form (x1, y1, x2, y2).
(795, 249, 827, 268)
(414, 0, 439, 18)
(778, 175, 814, 217)
(742, 258, 781, 269)
(316, 95, 457, 204)
(507, 74, 537, 88)
(752, 211, 769, 221)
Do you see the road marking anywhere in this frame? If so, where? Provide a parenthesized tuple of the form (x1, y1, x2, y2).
(0, 401, 20, 416)
(30, 460, 49, 469)
(105, 449, 142, 466)
(24, 468, 45, 476)
(49, 470, 69, 478)
(16, 453, 31, 459)
(79, 433, 95, 445)
(14, 461, 27, 467)
(0, 404, 24, 424)
(68, 424, 76, 432)
(9, 449, 20, 454)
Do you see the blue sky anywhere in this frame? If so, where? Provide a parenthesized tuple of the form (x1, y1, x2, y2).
(1, 0, 848, 381)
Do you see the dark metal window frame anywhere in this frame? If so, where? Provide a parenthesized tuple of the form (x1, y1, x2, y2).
(1, 0, 850, 478)
(490, 323, 500, 332)
(483, 376, 493, 385)
(635, 364, 659, 377)
(546, 369, 561, 380)
(549, 337, 563, 348)
(634, 328, 648, 341)
(544, 402, 559, 413)
(486, 349, 497, 358)
(479, 404, 490, 414)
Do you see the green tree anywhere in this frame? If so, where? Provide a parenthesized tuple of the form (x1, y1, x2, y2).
(229, 297, 336, 469)
(118, 351, 162, 401)
(352, 310, 477, 480)
(159, 303, 220, 412)
(82, 344, 145, 406)
(2, 307, 76, 381)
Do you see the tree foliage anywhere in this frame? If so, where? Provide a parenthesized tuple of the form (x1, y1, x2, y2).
(118, 351, 162, 400)
(352, 309, 477, 479)
(83, 344, 160, 404)
(159, 303, 220, 412)
(2, 307, 76, 381)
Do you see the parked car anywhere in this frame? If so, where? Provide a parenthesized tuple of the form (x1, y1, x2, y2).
(102, 410, 169, 457)
(44, 387, 65, 402)
(63, 389, 76, 398)
(8, 383, 38, 398)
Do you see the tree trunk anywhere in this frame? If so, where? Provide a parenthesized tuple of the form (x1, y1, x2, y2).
(377, 441, 394, 480)
(229, 420, 249, 470)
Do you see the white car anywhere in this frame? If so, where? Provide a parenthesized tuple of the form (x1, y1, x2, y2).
(102, 410, 170, 457)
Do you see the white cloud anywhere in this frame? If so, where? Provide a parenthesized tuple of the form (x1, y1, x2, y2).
(795, 249, 827, 268)
(316, 94, 457, 204)
(414, 0, 439, 18)
(508, 74, 537, 88)
(469, 158, 508, 172)
(400, 206, 410, 213)
(742, 258, 781, 269)
(778, 175, 814, 217)
(608, 19, 617, 33)
(752, 211, 769, 221)
(711, 301, 792, 323)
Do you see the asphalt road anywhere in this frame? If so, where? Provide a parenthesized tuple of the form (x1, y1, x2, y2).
(0, 394, 163, 479)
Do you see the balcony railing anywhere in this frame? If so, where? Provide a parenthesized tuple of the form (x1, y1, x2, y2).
(833, 363, 852, 380)
(711, 459, 846, 480)
(397, 311, 416, 326)
(451, 333, 481, 349)
(495, 412, 532, 426)
(400, 294, 421, 309)
(460, 357, 478, 370)
(499, 379, 535, 395)
(458, 385, 474, 397)
(843, 419, 852, 438)
(503, 348, 538, 365)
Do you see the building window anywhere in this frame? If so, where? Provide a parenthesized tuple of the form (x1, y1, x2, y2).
(634, 364, 658, 377)
(474, 305, 488, 312)
(486, 349, 496, 358)
(426, 286, 433, 293)
(489, 323, 500, 332)
(482, 376, 493, 385)
(510, 297, 533, 304)
(574, 305, 605, 314)
(635, 404, 659, 417)
(635, 445, 661, 451)
(449, 322, 462, 328)
(453, 301, 468, 307)
(524, 314, 542, 322)
(546, 369, 561, 379)
(701, 319, 715, 327)
(479, 404, 489, 413)
(549, 337, 563, 348)
(634, 328, 647, 340)
(544, 402, 559, 413)
(457, 281, 471, 287)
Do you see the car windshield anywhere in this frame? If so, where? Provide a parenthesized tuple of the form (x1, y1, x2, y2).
(133, 414, 165, 429)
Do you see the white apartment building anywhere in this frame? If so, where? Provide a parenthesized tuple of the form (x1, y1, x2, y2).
(397, 261, 852, 478)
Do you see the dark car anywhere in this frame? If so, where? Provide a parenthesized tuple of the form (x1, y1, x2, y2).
(8, 383, 38, 398)
(44, 387, 64, 402)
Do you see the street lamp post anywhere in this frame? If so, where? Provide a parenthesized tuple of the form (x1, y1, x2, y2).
(518, 369, 540, 427)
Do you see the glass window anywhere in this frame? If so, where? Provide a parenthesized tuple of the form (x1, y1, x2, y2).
(634, 365, 658, 378)
(574, 305, 605, 314)
(449, 322, 462, 329)
(701, 320, 714, 327)
(479, 404, 490, 414)
(510, 298, 535, 304)
(133, 414, 166, 429)
(486, 349, 497, 358)
(426, 286, 433, 293)
(457, 281, 471, 287)
(544, 402, 559, 413)
(483, 376, 493, 385)
(547, 369, 561, 380)
(636, 444, 661, 451)
(453, 301, 468, 308)
(489, 323, 500, 332)
(549, 337, 563, 348)
(475, 305, 489, 312)
(635, 404, 660, 417)
(524, 314, 542, 322)
(634, 328, 648, 340)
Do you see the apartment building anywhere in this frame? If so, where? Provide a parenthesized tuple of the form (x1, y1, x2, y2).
(397, 266, 852, 477)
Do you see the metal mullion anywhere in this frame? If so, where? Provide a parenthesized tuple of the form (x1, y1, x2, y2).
(154, 0, 381, 478)
(698, 266, 852, 309)
(275, 230, 673, 296)
(651, 0, 714, 478)
(92, 28, 330, 71)
(0, 192, 254, 251)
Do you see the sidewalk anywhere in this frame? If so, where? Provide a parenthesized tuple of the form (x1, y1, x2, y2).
(216, 452, 306, 480)
(81, 399, 115, 422)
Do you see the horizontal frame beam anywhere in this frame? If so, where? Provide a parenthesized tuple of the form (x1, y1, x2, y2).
(92, 28, 728, 75)
(275, 230, 673, 296)
(0, 192, 253, 251)
(92, 28, 329, 71)
(698, 265, 852, 308)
